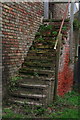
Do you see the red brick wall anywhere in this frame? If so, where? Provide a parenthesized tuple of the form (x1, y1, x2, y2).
(2, 2, 43, 97)
(2, 2, 43, 76)
(57, 34, 73, 96)
(53, 3, 69, 20)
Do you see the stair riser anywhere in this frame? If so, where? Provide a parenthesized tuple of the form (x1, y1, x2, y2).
(23, 63, 56, 70)
(28, 53, 56, 57)
(23, 65, 54, 70)
(25, 57, 54, 62)
(19, 79, 54, 86)
(11, 94, 46, 103)
(11, 88, 46, 94)
(9, 98, 43, 106)
(24, 60, 54, 64)
(19, 70, 55, 78)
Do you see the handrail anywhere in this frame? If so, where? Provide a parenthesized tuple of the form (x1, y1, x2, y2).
(54, 0, 71, 50)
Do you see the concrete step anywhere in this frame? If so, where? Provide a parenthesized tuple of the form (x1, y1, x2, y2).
(33, 40, 55, 45)
(32, 45, 53, 49)
(9, 97, 43, 106)
(24, 56, 54, 63)
(19, 75, 54, 85)
(28, 50, 56, 57)
(10, 86, 46, 94)
(23, 61, 56, 70)
(19, 67, 55, 77)
(18, 83, 48, 89)
(29, 49, 55, 53)
(10, 91, 46, 99)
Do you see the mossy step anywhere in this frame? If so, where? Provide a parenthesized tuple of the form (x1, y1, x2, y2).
(28, 49, 56, 54)
(20, 74, 54, 81)
(27, 53, 56, 58)
(37, 28, 69, 37)
(19, 75, 54, 84)
(18, 83, 48, 89)
(9, 97, 43, 106)
(30, 46, 53, 50)
(28, 52, 56, 58)
(10, 87, 45, 94)
(23, 61, 55, 70)
(24, 56, 54, 62)
(43, 19, 70, 22)
(29, 49, 53, 53)
(33, 40, 56, 45)
(19, 68, 55, 77)
(10, 91, 46, 99)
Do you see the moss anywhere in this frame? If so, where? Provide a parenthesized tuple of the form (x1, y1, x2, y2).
(40, 25, 52, 31)
(62, 26, 67, 30)
(8, 76, 22, 92)
(52, 31, 58, 35)
(37, 37, 44, 41)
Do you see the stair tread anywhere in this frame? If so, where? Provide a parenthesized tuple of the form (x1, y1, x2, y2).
(20, 67, 54, 72)
(19, 83, 48, 88)
(23, 61, 55, 68)
(29, 49, 55, 53)
(11, 92, 46, 98)
(19, 68, 55, 77)
(19, 67, 55, 77)
(20, 74, 54, 80)
(9, 98, 42, 106)
(25, 56, 54, 61)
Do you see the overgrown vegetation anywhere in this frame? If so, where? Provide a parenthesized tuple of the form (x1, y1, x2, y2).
(40, 25, 52, 31)
(35, 32, 41, 36)
(8, 76, 22, 92)
(62, 26, 67, 30)
(52, 31, 58, 35)
(3, 89, 79, 119)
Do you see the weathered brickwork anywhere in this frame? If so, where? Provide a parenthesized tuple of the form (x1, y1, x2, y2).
(57, 32, 74, 96)
(2, 2, 43, 76)
(53, 3, 69, 19)
(2, 2, 43, 97)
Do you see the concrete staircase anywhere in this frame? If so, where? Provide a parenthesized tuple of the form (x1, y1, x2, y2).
(9, 19, 70, 106)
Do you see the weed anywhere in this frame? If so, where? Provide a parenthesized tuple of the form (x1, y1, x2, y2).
(8, 76, 22, 92)
(35, 32, 41, 36)
(52, 31, 58, 35)
(62, 26, 67, 30)
(3, 89, 79, 119)
(34, 72, 39, 77)
(23, 104, 32, 115)
(46, 25, 52, 30)
(3, 108, 25, 119)
(37, 37, 44, 41)
(40, 25, 52, 31)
